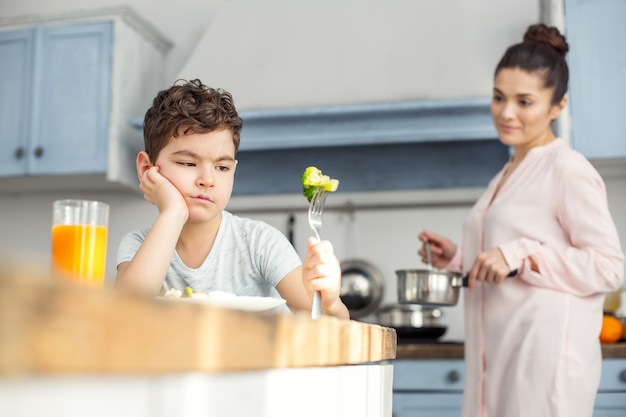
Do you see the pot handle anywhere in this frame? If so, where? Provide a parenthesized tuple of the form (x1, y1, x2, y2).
(461, 269, 518, 287)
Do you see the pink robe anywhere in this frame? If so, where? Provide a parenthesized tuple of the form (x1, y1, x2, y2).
(446, 139, 624, 417)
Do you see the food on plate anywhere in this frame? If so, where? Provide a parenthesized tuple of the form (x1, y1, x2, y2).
(206, 290, 237, 298)
(301, 166, 339, 202)
(162, 287, 237, 299)
(158, 287, 287, 311)
(599, 314, 623, 343)
(161, 288, 183, 299)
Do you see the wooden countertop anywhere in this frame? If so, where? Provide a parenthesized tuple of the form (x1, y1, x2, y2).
(396, 343, 464, 360)
(602, 342, 626, 358)
(396, 341, 626, 360)
(0, 258, 396, 375)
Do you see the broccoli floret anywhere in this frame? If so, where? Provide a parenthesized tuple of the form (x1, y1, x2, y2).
(303, 185, 317, 203)
(301, 166, 339, 202)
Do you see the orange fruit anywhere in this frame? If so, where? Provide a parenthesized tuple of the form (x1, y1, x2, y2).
(599, 315, 623, 343)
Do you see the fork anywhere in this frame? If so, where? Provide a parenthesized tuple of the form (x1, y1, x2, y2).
(307, 187, 327, 319)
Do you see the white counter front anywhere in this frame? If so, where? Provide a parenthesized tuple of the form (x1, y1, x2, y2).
(0, 363, 393, 417)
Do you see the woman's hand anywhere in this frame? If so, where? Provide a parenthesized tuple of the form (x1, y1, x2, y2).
(466, 247, 511, 289)
(417, 230, 458, 269)
(139, 166, 188, 219)
(302, 237, 349, 319)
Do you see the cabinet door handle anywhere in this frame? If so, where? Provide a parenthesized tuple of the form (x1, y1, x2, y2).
(620, 370, 626, 383)
(34, 147, 44, 158)
(447, 370, 461, 383)
(15, 147, 25, 159)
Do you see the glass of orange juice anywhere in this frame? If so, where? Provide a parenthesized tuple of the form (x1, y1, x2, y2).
(51, 199, 109, 286)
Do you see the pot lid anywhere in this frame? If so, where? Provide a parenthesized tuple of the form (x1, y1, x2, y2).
(339, 259, 384, 319)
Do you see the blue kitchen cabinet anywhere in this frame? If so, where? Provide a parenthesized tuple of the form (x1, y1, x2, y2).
(0, 22, 111, 177)
(0, 10, 171, 193)
(393, 358, 626, 416)
(0, 29, 34, 176)
(594, 359, 626, 416)
(392, 359, 464, 417)
(564, 0, 626, 160)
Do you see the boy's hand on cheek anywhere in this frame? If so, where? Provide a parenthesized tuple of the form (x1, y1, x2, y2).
(140, 166, 188, 217)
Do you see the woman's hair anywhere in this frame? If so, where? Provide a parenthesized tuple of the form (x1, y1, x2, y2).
(495, 24, 569, 104)
(142, 79, 243, 162)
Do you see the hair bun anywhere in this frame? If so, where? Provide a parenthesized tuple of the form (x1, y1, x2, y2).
(523, 23, 568, 57)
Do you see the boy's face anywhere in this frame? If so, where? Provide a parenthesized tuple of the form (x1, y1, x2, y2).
(154, 129, 237, 223)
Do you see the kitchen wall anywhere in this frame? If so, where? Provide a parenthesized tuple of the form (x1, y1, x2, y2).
(1, 0, 625, 342)
(3, 188, 475, 340)
(176, 0, 537, 109)
(1, 0, 540, 109)
(0, 0, 224, 88)
(2, 172, 625, 342)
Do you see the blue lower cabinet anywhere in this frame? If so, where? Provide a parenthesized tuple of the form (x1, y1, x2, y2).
(595, 359, 626, 416)
(392, 359, 463, 417)
(392, 358, 626, 417)
(393, 393, 463, 417)
(594, 393, 626, 417)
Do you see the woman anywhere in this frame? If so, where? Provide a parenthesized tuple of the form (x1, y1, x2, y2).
(418, 24, 624, 417)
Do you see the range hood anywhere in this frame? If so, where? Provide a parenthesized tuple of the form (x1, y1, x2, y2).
(174, 0, 534, 110)
(160, 0, 538, 196)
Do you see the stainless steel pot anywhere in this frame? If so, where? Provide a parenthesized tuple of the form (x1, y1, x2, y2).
(396, 269, 464, 306)
(340, 259, 384, 318)
(397, 268, 518, 306)
(376, 304, 443, 328)
(376, 303, 448, 339)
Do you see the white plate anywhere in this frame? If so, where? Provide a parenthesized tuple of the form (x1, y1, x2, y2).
(160, 295, 287, 312)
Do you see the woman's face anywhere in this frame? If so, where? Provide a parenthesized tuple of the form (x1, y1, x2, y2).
(490, 68, 566, 154)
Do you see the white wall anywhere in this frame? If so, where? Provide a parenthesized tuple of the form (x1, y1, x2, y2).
(1, 189, 474, 340)
(177, 0, 539, 109)
(1, 174, 624, 342)
(1, 0, 539, 109)
(0, 0, 224, 86)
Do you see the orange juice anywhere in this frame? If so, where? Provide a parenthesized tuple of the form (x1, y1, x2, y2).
(51, 224, 107, 286)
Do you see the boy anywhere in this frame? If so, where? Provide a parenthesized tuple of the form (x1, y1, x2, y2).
(115, 79, 349, 319)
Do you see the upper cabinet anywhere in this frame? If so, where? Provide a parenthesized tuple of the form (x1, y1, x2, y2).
(564, 0, 626, 160)
(0, 28, 33, 176)
(0, 8, 172, 193)
(0, 23, 111, 177)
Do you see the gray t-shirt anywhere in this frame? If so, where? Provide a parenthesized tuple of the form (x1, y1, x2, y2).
(116, 211, 301, 312)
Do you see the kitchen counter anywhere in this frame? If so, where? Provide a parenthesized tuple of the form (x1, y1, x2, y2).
(0, 259, 396, 374)
(1, 364, 394, 417)
(0, 256, 397, 417)
(396, 343, 464, 360)
(396, 341, 626, 360)
(601, 342, 626, 358)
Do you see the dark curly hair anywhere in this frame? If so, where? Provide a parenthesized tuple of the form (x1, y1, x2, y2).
(142, 79, 243, 162)
(495, 24, 569, 105)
